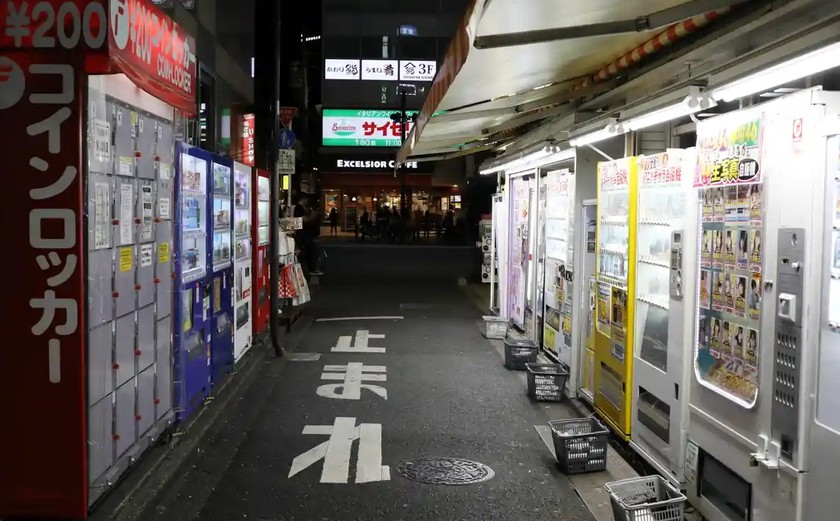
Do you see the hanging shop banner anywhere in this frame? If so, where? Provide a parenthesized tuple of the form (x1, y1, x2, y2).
(361, 59, 399, 81)
(322, 109, 417, 147)
(107, 0, 198, 114)
(694, 113, 762, 188)
(1, 44, 88, 520)
(694, 109, 766, 408)
(325, 59, 361, 80)
(241, 114, 255, 166)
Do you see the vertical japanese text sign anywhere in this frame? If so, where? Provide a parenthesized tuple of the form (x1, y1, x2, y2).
(0, 1, 109, 517)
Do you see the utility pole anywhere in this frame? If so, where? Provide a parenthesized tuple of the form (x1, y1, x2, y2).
(399, 89, 407, 215)
(254, 0, 283, 357)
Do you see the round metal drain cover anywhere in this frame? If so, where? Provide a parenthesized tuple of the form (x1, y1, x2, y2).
(397, 458, 495, 485)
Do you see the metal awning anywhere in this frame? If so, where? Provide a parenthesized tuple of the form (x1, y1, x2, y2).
(396, 0, 743, 164)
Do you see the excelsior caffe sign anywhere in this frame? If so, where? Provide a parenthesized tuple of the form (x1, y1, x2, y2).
(321, 157, 431, 173)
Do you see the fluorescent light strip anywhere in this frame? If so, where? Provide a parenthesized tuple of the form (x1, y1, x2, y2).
(625, 102, 698, 131)
(712, 41, 840, 102)
(479, 147, 573, 175)
(569, 126, 620, 147)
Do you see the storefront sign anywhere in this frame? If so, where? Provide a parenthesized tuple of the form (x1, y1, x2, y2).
(361, 59, 398, 81)
(325, 58, 361, 80)
(324, 59, 437, 83)
(323, 109, 417, 147)
(108, 0, 198, 114)
(599, 158, 631, 191)
(694, 114, 763, 187)
(399, 60, 436, 81)
(241, 113, 255, 166)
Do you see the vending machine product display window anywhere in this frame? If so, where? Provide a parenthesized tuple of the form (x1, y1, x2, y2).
(507, 173, 537, 330)
(212, 163, 233, 269)
(694, 116, 764, 409)
(180, 156, 208, 283)
(543, 169, 575, 363)
(258, 176, 271, 246)
(233, 162, 254, 361)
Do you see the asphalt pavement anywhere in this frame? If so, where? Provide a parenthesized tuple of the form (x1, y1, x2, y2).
(134, 281, 596, 521)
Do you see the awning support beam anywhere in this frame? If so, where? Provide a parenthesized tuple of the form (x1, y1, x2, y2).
(587, 144, 614, 161)
(473, 0, 747, 49)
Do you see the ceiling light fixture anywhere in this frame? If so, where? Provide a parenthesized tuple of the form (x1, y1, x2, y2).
(623, 87, 716, 131)
(711, 42, 840, 102)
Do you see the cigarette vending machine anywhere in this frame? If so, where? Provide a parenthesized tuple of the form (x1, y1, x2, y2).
(804, 124, 840, 521)
(209, 155, 234, 385)
(594, 156, 638, 438)
(233, 162, 253, 361)
(685, 88, 840, 521)
(630, 149, 697, 485)
(252, 169, 271, 336)
(173, 142, 212, 421)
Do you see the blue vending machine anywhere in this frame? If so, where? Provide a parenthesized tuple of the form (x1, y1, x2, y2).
(173, 141, 212, 421)
(209, 154, 235, 385)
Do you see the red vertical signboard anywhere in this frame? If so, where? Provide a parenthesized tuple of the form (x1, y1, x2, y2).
(0, 4, 97, 517)
(242, 113, 256, 166)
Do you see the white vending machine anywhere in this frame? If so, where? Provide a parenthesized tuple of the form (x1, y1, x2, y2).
(685, 88, 840, 521)
(233, 161, 253, 361)
(804, 122, 840, 521)
(630, 149, 698, 486)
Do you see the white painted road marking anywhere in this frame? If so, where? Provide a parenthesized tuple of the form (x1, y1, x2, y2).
(317, 363, 387, 400)
(315, 316, 404, 322)
(289, 417, 390, 484)
(331, 330, 386, 354)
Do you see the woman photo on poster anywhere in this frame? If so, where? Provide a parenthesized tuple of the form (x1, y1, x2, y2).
(725, 230, 736, 267)
(713, 230, 724, 267)
(711, 318, 722, 354)
(748, 184, 762, 222)
(698, 316, 709, 349)
(702, 231, 712, 264)
(750, 230, 763, 269)
(724, 274, 735, 312)
(737, 230, 749, 268)
(748, 274, 761, 319)
(736, 276, 747, 317)
(734, 325, 745, 358)
(700, 270, 711, 309)
(722, 321, 732, 352)
(713, 272, 723, 311)
(714, 188, 725, 220)
(746, 328, 758, 365)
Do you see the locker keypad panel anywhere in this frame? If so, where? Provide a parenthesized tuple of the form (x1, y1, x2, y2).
(85, 92, 175, 503)
(772, 228, 805, 463)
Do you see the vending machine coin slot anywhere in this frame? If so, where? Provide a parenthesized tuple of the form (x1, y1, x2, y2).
(772, 228, 805, 465)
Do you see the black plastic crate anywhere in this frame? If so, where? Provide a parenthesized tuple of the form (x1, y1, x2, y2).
(549, 418, 609, 475)
(503, 338, 538, 370)
(526, 363, 569, 402)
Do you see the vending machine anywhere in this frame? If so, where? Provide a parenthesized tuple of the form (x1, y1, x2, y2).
(629, 149, 698, 485)
(594, 156, 638, 438)
(209, 155, 235, 385)
(507, 171, 540, 337)
(173, 142, 212, 421)
(252, 169, 271, 336)
(233, 162, 254, 361)
(542, 169, 575, 364)
(685, 88, 840, 521)
(804, 122, 840, 521)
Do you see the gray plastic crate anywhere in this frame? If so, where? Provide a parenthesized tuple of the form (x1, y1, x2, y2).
(503, 337, 538, 370)
(549, 417, 608, 474)
(605, 475, 687, 521)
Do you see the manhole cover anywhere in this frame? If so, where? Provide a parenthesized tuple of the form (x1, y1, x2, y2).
(397, 458, 495, 485)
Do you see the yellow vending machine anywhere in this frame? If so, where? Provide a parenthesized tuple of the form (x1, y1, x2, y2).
(594, 157, 638, 438)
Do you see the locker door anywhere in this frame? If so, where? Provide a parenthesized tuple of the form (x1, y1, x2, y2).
(114, 381, 136, 456)
(155, 317, 172, 419)
(155, 224, 173, 317)
(136, 114, 156, 180)
(137, 366, 155, 436)
(137, 180, 156, 244)
(137, 305, 155, 371)
(88, 323, 114, 406)
(87, 396, 113, 485)
(114, 314, 136, 388)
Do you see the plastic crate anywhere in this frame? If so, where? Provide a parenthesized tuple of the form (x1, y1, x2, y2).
(526, 363, 569, 402)
(482, 315, 508, 339)
(503, 338, 538, 370)
(549, 417, 609, 474)
(605, 475, 687, 521)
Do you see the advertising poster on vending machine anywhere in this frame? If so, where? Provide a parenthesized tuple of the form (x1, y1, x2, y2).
(543, 169, 575, 357)
(694, 113, 764, 407)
